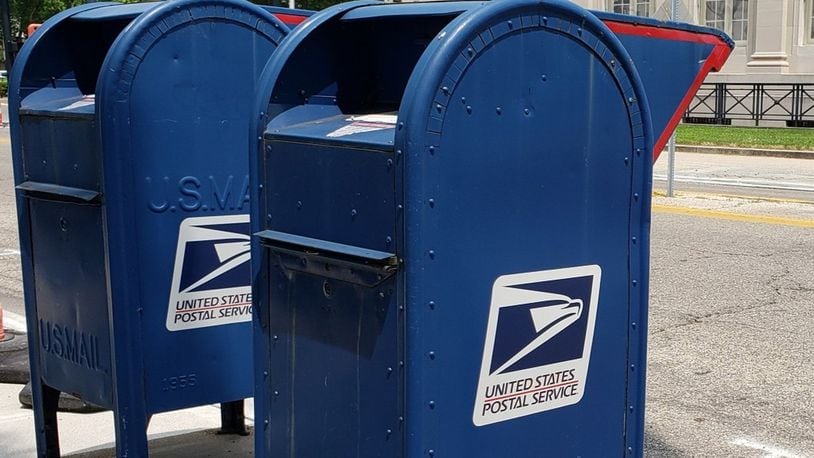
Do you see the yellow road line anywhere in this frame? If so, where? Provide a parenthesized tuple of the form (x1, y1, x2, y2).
(710, 193, 814, 205)
(653, 204, 814, 228)
(653, 190, 814, 205)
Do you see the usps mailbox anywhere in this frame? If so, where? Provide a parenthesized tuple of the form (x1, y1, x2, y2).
(8, 1, 308, 455)
(249, 1, 731, 456)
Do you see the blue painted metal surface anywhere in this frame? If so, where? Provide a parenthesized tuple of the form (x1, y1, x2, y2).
(620, 35, 714, 144)
(9, 1, 293, 456)
(593, 12, 733, 156)
(250, 1, 731, 456)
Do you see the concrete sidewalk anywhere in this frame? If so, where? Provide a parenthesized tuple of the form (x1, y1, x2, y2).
(666, 144, 814, 160)
(0, 383, 254, 456)
(653, 149, 814, 202)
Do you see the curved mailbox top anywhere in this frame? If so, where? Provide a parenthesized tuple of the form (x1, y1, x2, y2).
(340, 1, 484, 20)
(251, 0, 654, 207)
(254, 0, 731, 162)
(69, 2, 159, 20)
(9, 1, 311, 140)
(64, 3, 312, 24)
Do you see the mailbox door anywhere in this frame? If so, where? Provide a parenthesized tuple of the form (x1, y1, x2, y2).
(258, 124, 401, 457)
(18, 110, 113, 407)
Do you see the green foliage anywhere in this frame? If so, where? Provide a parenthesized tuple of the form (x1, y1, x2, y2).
(0, 78, 7, 97)
(676, 124, 814, 151)
(5, 0, 343, 42)
(10, 0, 85, 39)
(0, 0, 345, 69)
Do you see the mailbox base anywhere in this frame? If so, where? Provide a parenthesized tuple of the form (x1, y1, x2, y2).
(18, 382, 105, 413)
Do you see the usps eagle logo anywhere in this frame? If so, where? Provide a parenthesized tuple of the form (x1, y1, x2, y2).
(166, 215, 253, 331)
(473, 265, 601, 426)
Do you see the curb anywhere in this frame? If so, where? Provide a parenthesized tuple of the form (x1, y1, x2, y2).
(18, 382, 107, 413)
(0, 330, 30, 384)
(669, 144, 814, 160)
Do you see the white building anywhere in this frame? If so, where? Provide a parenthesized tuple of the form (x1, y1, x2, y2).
(573, 0, 814, 82)
(571, 1, 813, 125)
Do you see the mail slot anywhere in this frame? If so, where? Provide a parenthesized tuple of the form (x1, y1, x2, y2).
(249, 0, 732, 456)
(8, 0, 307, 455)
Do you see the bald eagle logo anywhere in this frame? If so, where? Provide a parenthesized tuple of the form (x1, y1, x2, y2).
(166, 215, 252, 331)
(473, 265, 601, 426)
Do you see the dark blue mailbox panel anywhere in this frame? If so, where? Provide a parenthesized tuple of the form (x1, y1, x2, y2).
(9, 1, 304, 456)
(250, 1, 731, 456)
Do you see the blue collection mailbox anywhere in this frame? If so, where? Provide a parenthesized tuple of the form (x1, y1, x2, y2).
(250, 0, 731, 456)
(8, 1, 309, 456)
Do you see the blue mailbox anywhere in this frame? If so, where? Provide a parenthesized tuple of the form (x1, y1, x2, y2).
(249, 0, 731, 456)
(9, 1, 308, 455)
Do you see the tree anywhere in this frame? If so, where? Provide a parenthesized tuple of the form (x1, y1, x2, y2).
(2, 0, 153, 43)
(6, 0, 344, 41)
(1, 0, 345, 67)
(10, 0, 83, 40)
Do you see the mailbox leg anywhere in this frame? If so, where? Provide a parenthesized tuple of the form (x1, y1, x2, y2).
(32, 382, 61, 457)
(218, 400, 248, 435)
(113, 406, 149, 457)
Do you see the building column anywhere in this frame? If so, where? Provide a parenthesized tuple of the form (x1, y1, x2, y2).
(746, 0, 790, 73)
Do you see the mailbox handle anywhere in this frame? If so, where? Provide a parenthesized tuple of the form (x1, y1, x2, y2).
(16, 181, 101, 204)
(256, 230, 398, 287)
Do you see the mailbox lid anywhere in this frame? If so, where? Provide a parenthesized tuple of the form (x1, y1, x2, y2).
(262, 134, 397, 254)
(266, 107, 397, 151)
(595, 11, 733, 158)
(14, 5, 134, 194)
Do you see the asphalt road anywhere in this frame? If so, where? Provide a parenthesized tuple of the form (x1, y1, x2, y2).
(0, 124, 812, 456)
(0, 128, 24, 316)
(646, 209, 813, 457)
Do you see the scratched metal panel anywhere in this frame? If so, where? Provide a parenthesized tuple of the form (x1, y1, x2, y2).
(29, 198, 113, 407)
(259, 135, 399, 455)
(266, 267, 401, 457)
(17, 108, 112, 408)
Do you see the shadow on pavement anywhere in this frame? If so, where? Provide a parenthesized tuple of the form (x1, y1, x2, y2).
(645, 429, 689, 457)
(66, 428, 253, 457)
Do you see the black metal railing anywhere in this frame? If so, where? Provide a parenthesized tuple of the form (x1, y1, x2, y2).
(684, 82, 814, 128)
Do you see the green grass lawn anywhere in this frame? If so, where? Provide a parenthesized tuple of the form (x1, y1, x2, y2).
(675, 124, 814, 151)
